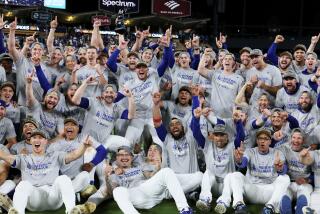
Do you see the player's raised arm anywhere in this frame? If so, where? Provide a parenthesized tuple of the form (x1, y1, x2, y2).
(47, 16, 58, 55)
(0, 149, 15, 166)
(8, 17, 22, 62)
(65, 135, 92, 164)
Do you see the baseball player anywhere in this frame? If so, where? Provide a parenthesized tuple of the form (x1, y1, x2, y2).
(0, 81, 20, 128)
(10, 117, 38, 155)
(71, 78, 135, 150)
(215, 127, 290, 214)
(198, 53, 244, 118)
(109, 146, 193, 214)
(299, 147, 320, 214)
(153, 92, 199, 174)
(0, 99, 16, 148)
(192, 108, 239, 212)
(25, 70, 64, 138)
(0, 129, 96, 214)
(47, 117, 107, 194)
(278, 128, 313, 214)
(0, 144, 15, 212)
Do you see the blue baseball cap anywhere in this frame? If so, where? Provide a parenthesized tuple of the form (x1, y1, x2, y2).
(0, 99, 7, 108)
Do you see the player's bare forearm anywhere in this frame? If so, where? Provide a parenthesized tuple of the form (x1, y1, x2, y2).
(261, 84, 281, 96)
(300, 155, 314, 166)
(65, 144, 86, 164)
(0, 150, 15, 166)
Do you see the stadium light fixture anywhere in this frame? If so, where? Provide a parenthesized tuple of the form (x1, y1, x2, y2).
(66, 16, 75, 22)
(5, 12, 13, 17)
(124, 19, 131, 26)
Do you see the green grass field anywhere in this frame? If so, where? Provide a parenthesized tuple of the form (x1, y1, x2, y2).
(25, 200, 263, 213)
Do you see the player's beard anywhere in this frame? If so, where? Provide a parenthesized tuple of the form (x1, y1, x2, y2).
(172, 129, 185, 140)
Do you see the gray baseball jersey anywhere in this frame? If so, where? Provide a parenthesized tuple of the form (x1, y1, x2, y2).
(13, 152, 67, 186)
(0, 117, 16, 145)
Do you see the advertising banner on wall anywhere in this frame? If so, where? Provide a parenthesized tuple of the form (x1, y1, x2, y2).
(99, 0, 139, 14)
(91, 15, 111, 26)
(152, 0, 191, 18)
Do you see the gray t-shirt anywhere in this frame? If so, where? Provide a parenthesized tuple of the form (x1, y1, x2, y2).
(0, 66, 7, 84)
(13, 152, 66, 186)
(47, 134, 101, 179)
(203, 139, 236, 183)
(207, 71, 244, 118)
(27, 100, 64, 138)
(0, 117, 16, 145)
(278, 144, 311, 181)
(10, 140, 33, 155)
(171, 66, 197, 100)
(247, 64, 282, 106)
(275, 85, 310, 113)
(163, 129, 199, 174)
(244, 147, 283, 184)
(124, 72, 159, 119)
(76, 65, 108, 98)
(4, 103, 20, 124)
(81, 98, 126, 144)
(15, 56, 54, 105)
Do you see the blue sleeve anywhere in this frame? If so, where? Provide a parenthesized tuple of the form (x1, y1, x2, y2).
(120, 109, 129, 119)
(187, 48, 194, 62)
(113, 92, 125, 103)
(168, 44, 175, 68)
(79, 97, 90, 109)
(309, 172, 315, 187)
(266, 43, 279, 66)
(155, 124, 167, 142)
(317, 92, 320, 108)
(90, 145, 107, 166)
(106, 48, 120, 73)
(236, 157, 248, 168)
(222, 43, 228, 50)
(217, 118, 225, 125)
(277, 163, 288, 175)
(191, 116, 205, 148)
(102, 47, 108, 54)
(191, 54, 200, 70)
(287, 114, 299, 129)
(192, 96, 200, 113)
(308, 79, 318, 93)
(0, 29, 6, 54)
(149, 43, 159, 50)
(251, 116, 268, 129)
(35, 65, 53, 94)
(157, 46, 170, 77)
(234, 121, 245, 149)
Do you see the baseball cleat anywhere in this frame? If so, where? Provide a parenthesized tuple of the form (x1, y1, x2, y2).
(8, 207, 19, 214)
(74, 202, 96, 214)
(196, 198, 211, 212)
(0, 193, 13, 212)
(234, 202, 249, 214)
(80, 185, 97, 198)
(302, 206, 317, 214)
(262, 204, 275, 214)
(214, 201, 227, 214)
(179, 207, 193, 214)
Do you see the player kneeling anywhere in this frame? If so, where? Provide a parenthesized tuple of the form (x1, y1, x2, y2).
(215, 127, 290, 214)
(0, 129, 95, 214)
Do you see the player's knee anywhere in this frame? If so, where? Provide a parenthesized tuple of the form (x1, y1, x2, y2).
(231, 171, 243, 179)
(16, 180, 33, 192)
(113, 187, 127, 200)
(195, 171, 203, 180)
(56, 175, 72, 184)
(276, 174, 290, 185)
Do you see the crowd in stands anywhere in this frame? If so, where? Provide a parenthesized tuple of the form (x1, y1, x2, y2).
(1, 13, 320, 214)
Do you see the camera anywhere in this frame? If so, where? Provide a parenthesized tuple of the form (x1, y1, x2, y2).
(114, 9, 127, 36)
